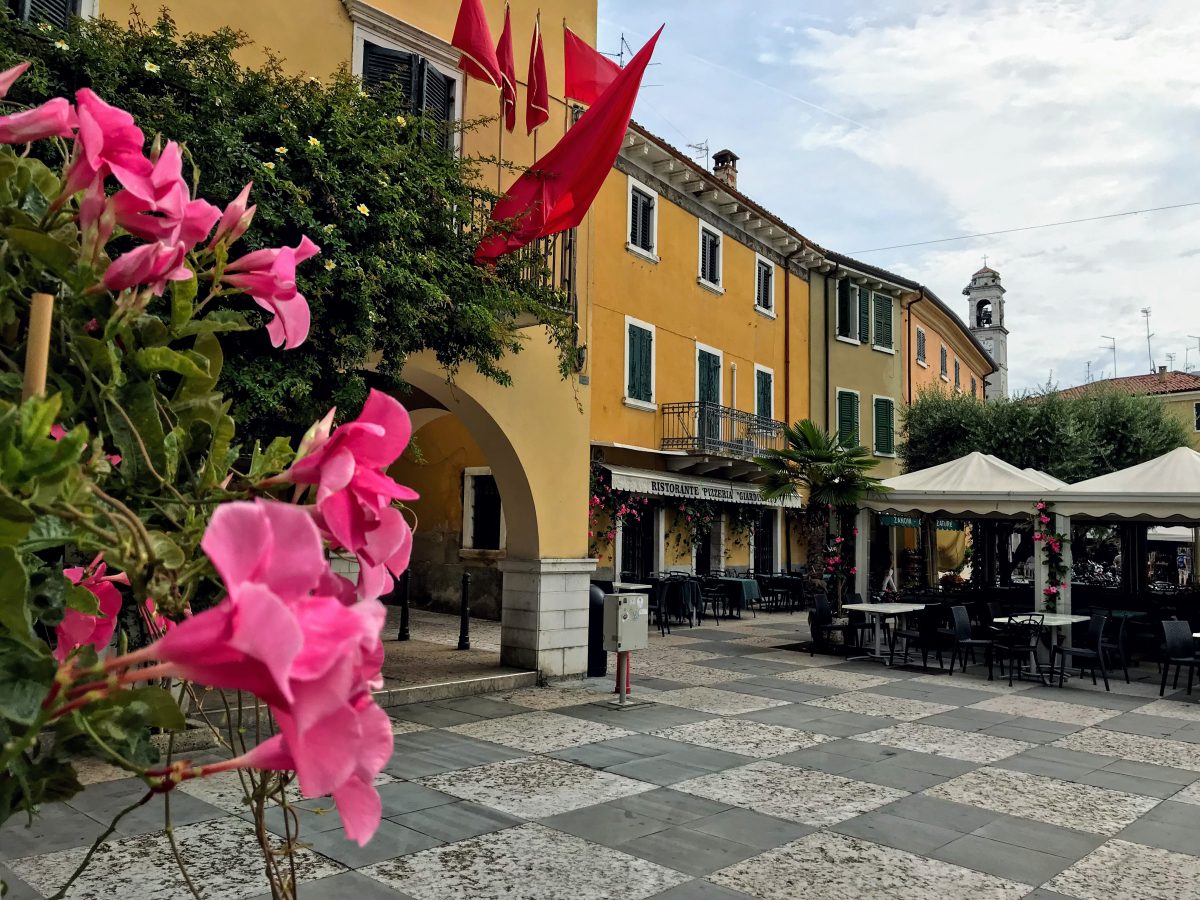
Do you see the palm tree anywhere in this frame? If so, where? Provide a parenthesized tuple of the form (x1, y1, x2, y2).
(755, 420, 889, 600)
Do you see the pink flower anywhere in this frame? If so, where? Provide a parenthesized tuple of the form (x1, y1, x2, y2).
(834, 536, 844, 544)
(223, 236, 320, 349)
(63, 88, 153, 200)
(1039, 514, 1050, 524)
(209, 182, 256, 248)
(587, 530, 593, 538)
(606, 530, 616, 541)
(852, 527, 859, 536)
(0, 97, 76, 144)
(78, 175, 116, 260)
(1033, 532, 1043, 542)
(111, 141, 220, 251)
(1036, 502, 1046, 510)
(0, 62, 30, 100)
(850, 567, 858, 575)
(49, 422, 121, 466)
(54, 555, 128, 663)
(103, 240, 192, 296)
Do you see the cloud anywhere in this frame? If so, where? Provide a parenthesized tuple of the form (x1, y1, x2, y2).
(599, 0, 1200, 389)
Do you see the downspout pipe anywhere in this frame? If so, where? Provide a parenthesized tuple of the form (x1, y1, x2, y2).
(908, 287, 926, 406)
(825, 263, 841, 428)
(782, 246, 806, 424)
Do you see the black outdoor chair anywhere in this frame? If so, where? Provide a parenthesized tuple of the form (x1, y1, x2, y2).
(1050, 614, 1110, 691)
(991, 614, 1045, 686)
(1101, 615, 1132, 684)
(809, 593, 850, 656)
(1159, 620, 1200, 696)
(699, 581, 725, 624)
(889, 606, 947, 671)
(948, 605, 993, 676)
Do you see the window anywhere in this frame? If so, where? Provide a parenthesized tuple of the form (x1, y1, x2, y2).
(836, 281, 869, 342)
(624, 318, 655, 409)
(916, 328, 927, 365)
(971, 376, 977, 397)
(9, 0, 79, 28)
(362, 41, 457, 148)
(755, 257, 774, 313)
(872, 292, 893, 350)
(462, 468, 504, 551)
(835, 389, 860, 447)
(755, 367, 774, 420)
(954, 359, 961, 389)
(857, 286, 871, 344)
(873, 397, 896, 456)
(1194, 402, 1200, 432)
(752, 510, 776, 573)
(698, 225, 722, 288)
(628, 179, 656, 256)
(836, 280, 853, 339)
(939, 345, 948, 379)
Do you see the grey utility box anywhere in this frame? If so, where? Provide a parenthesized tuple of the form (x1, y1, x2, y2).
(602, 594, 649, 652)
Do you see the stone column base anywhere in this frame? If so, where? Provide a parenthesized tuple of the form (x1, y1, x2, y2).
(498, 558, 598, 678)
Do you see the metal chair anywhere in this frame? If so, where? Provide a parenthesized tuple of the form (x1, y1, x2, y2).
(809, 593, 850, 656)
(991, 614, 1045, 686)
(948, 605, 993, 676)
(889, 606, 946, 671)
(1101, 615, 1131, 684)
(1050, 615, 1109, 691)
(1160, 620, 1200, 696)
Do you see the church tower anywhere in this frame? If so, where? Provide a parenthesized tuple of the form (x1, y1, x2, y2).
(963, 263, 1008, 399)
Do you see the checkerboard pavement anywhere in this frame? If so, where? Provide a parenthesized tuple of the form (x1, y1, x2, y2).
(5, 610, 1200, 899)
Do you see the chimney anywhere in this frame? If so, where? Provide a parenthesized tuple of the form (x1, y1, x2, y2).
(712, 149, 739, 190)
(1158, 365, 1168, 379)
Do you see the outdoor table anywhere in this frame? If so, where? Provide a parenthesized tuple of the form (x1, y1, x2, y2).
(612, 582, 653, 592)
(844, 602, 926, 664)
(717, 577, 761, 617)
(994, 613, 1089, 680)
(659, 579, 701, 626)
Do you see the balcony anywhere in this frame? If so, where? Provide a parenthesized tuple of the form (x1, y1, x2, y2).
(660, 402, 785, 477)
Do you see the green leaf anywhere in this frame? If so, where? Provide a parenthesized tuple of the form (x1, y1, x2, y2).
(170, 274, 198, 330)
(176, 310, 252, 337)
(64, 582, 100, 616)
(111, 686, 186, 732)
(133, 347, 210, 381)
(105, 379, 167, 484)
(21, 514, 72, 553)
(19, 393, 61, 447)
(5, 227, 76, 276)
(0, 546, 34, 648)
(0, 640, 54, 725)
(248, 436, 295, 481)
(0, 497, 34, 546)
(147, 531, 185, 569)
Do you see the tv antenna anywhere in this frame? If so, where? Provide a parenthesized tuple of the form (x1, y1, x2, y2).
(687, 140, 710, 170)
(603, 33, 663, 69)
(1100, 335, 1117, 378)
(1141, 307, 1154, 372)
(1167, 351, 1177, 371)
(1086, 360, 1092, 383)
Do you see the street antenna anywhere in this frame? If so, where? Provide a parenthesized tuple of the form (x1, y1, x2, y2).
(1100, 335, 1117, 378)
(1086, 360, 1092, 384)
(687, 140, 710, 170)
(1167, 352, 1177, 372)
(1141, 307, 1154, 372)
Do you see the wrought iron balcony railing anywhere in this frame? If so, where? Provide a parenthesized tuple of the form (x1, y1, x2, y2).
(660, 402, 785, 460)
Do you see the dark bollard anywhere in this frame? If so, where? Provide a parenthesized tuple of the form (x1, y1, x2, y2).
(457, 571, 471, 650)
(397, 570, 411, 641)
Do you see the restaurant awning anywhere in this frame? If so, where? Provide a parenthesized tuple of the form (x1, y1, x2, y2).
(602, 464, 802, 508)
(862, 452, 1054, 518)
(1054, 447, 1200, 521)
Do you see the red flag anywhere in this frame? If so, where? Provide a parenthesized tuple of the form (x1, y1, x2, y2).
(526, 14, 549, 134)
(452, 0, 501, 88)
(476, 26, 663, 263)
(496, 5, 517, 132)
(564, 26, 620, 105)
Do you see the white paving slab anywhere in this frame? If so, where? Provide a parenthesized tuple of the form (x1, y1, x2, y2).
(774, 668, 897, 690)
(804, 691, 954, 722)
(1053, 727, 1200, 772)
(1133, 698, 1200, 722)
(851, 722, 1035, 763)
(500, 686, 610, 710)
(1046, 839, 1200, 900)
(651, 718, 836, 759)
(649, 686, 790, 716)
(446, 711, 634, 753)
(968, 694, 1120, 727)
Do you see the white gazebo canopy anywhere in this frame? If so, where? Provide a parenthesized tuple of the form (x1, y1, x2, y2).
(863, 452, 1056, 518)
(1054, 447, 1200, 521)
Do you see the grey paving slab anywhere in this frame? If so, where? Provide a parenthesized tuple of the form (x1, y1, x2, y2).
(0, 801, 112, 859)
(885, 749, 979, 777)
(880, 794, 1004, 834)
(0, 864, 41, 900)
(1114, 817, 1200, 855)
(931, 834, 1077, 884)
(868, 680, 1001, 707)
(693, 657, 804, 675)
(801, 710, 897, 737)
(433, 695, 530, 719)
(390, 800, 521, 843)
(920, 708, 1018, 731)
(249, 870, 417, 900)
(771, 747, 875, 775)
(708, 681, 836, 704)
(540, 802, 672, 844)
(972, 816, 1105, 860)
(383, 735, 525, 779)
(302, 819, 443, 867)
(737, 704, 841, 728)
(604, 756, 733, 786)
(1076, 767, 1192, 799)
(831, 810, 963, 854)
(621, 824, 764, 876)
(558, 701, 716, 732)
(392, 702, 489, 727)
(1022, 686, 1149, 711)
(1021, 745, 1117, 770)
(1020, 891, 1082, 900)
(635, 676, 691, 691)
(684, 629, 746, 641)
(996, 754, 1100, 781)
(1103, 757, 1200, 785)
(548, 742, 645, 769)
(374, 782, 459, 818)
(686, 807, 814, 850)
(841, 760, 955, 792)
(608, 788, 733, 825)
(647, 880, 758, 899)
(980, 723, 1074, 744)
(1101, 712, 1192, 738)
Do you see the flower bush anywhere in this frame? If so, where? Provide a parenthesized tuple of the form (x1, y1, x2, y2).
(1033, 500, 1068, 612)
(0, 61, 414, 898)
(586, 461, 651, 556)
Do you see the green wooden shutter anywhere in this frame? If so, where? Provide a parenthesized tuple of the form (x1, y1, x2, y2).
(971, 376, 977, 397)
(756, 370, 772, 419)
(698, 350, 720, 403)
(22, 0, 77, 28)
(917, 329, 926, 362)
(628, 326, 652, 401)
(940, 345, 947, 376)
(873, 294, 892, 348)
(874, 398, 895, 455)
(640, 194, 653, 249)
(954, 360, 961, 388)
(630, 192, 642, 247)
(836, 281, 851, 338)
(858, 287, 871, 343)
(700, 231, 711, 282)
(837, 392, 859, 446)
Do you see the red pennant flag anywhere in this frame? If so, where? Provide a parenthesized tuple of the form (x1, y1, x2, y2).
(564, 26, 620, 105)
(476, 26, 663, 263)
(452, 0, 501, 88)
(496, 5, 517, 132)
(526, 14, 549, 134)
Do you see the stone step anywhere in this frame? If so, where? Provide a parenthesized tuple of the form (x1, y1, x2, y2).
(378, 668, 538, 707)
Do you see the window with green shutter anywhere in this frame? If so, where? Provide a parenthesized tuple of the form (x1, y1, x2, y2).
(362, 42, 456, 149)
(756, 370, 773, 419)
(836, 280, 852, 338)
(699, 227, 721, 285)
(755, 260, 773, 311)
(857, 286, 870, 343)
(916, 328, 927, 363)
(873, 397, 895, 455)
(971, 376, 977, 397)
(954, 359, 961, 389)
(626, 324, 653, 403)
(940, 345, 948, 377)
(836, 390, 860, 447)
(630, 188, 654, 252)
(11, 0, 78, 29)
(872, 293, 892, 349)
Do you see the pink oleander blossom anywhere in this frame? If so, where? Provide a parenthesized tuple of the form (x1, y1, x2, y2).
(102, 240, 192, 295)
(111, 141, 219, 250)
(223, 236, 320, 349)
(63, 88, 154, 200)
(0, 62, 30, 99)
(0, 97, 76, 144)
(54, 555, 128, 663)
(210, 182, 256, 247)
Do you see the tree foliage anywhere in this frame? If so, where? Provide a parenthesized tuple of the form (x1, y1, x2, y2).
(0, 10, 573, 440)
(901, 388, 1190, 481)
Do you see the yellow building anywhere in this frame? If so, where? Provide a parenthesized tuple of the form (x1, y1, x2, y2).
(905, 287, 994, 405)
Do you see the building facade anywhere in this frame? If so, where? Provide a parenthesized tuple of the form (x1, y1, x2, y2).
(1058, 369, 1200, 451)
(905, 285, 994, 405)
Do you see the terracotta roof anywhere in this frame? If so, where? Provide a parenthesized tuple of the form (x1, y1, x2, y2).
(1057, 371, 1200, 399)
(973, 265, 999, 276)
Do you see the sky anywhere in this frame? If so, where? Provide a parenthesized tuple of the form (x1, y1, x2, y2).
(596, 0, 1200, 392)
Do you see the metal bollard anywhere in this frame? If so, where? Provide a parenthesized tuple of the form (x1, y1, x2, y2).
(457, 571, 471, 650)
(397, 570, 411, 641)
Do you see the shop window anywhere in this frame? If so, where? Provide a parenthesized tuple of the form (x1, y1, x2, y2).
(463, 468, 504, 550)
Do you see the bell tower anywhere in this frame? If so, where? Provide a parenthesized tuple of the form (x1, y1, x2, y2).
(963, 261, 1008, 399)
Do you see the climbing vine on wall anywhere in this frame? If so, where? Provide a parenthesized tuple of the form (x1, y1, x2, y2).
(1033, 500, 1068, 612)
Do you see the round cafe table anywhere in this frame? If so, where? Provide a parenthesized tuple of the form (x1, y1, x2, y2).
(716, 577, 761, 617)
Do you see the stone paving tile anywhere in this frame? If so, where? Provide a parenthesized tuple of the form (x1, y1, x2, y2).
(773, 667, 897, 690)
(1053, 726, 1200, 771)
(648, 879, 758, 899)
(930, 833, 1078, 885)
(6, 817, 344, 900)
(0, 864, 41, 900)
(926, 766, 1159, 835)
(0, 802, 111, 860)
(832, 810, 964, 855)
(968, 694, 1121, 727)
(651, 717, 836, 759)
(620, 824, 764, 876)
(631, 661, 755, 686)
(908, 673, 1036, 694)
(1171, 780, 1200, 806)
(416, 756, 654, 819)
(1098, 712, 1190, 739)
(649, 686, 790, 716)
(804, 690, 955, 722)
(445, 710, 634, 753)
(246, 870, 417, 900)
(360, 823, 689, 900)
(1134, 698, 1200, 721)
(497, 686, 608, 710)
(558, 699, 716, 733)
(301, 819, 443, 868)
(390, 800, 523, 843)
(851, 722, 1035, 763)
(672, 760, 907, 826)
(607, 787, 732, 825)
(709, 832, 1030, 900)
(686, 807, 814, 850)
(744, 650, 846, 667)
(1045, 839, 1200, 900)
(390, 717, 432, 735)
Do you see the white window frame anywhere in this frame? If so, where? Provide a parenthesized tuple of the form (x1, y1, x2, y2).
(695, 341, 724, 406)
(623, 315, 657, 412)
(753, 364, 775, 420)
(747, 508, 783, 574)
(916, 326, 928, 367)
(461, 466, 506, 550)
(871, 394, 897, 458)
(871, 292, 895, 354)
(626, 175, 659, 262)
(754, 253, 776, 318)
(835, 280, 861, 346)
(954, 359, 962, 391)
(348, 9, 465, 150)
(697, 222, 724, 294)
(939, 344, 949, 382)
(835, 387, 861, 446)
